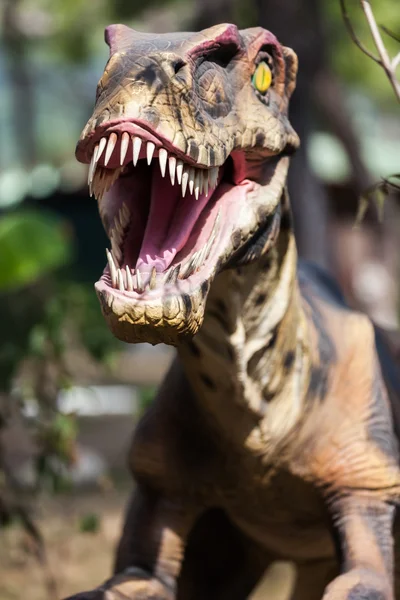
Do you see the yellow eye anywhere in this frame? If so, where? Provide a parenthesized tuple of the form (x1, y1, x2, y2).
(252, 61, 272, 94)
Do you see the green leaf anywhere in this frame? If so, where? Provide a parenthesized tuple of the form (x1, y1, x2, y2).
(0, 211, 73, 291)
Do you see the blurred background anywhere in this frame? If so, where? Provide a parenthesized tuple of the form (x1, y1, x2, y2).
(0, 0, 399, 598)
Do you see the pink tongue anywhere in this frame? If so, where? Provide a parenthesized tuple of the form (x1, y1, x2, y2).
(136, 165, 211, 272)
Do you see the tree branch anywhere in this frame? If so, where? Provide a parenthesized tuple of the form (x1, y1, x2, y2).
(393, 53, 400, 71)
(340, 0, 400, 102)
(339, 0, 381, 65)
(360, 0, 400, 101)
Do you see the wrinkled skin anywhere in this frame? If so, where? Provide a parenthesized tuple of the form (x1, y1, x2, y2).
(68, 23, 400, 600)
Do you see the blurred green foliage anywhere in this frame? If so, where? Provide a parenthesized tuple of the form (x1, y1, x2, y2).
(327, 0, 400, 104)
(79, 512, 101, 534)
(0, 211, 72, 292)
(16, 0, 180, 64)
(27, 0, 400, 105)
(139, 385, 158, 415)
(1, 0, 398, 179)
(35, 413, 77, 493)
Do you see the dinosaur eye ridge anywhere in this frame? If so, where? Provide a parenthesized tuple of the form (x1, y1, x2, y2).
(252, 61, 272, 94)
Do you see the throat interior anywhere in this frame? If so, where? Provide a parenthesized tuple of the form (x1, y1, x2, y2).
(108, 159, 222, 276)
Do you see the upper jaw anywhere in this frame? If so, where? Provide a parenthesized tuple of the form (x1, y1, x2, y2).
(76, 117, 228, 170)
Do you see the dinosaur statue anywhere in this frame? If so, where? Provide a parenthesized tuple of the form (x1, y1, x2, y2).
(67, 23, 400, 600)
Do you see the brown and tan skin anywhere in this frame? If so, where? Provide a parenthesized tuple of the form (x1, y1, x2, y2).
(67, 23, 400, 600)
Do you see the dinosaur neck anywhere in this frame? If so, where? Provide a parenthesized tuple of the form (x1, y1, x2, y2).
(178, 190, 311, 442)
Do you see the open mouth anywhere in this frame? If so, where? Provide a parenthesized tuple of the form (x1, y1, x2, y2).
(82, 120, 247, 299)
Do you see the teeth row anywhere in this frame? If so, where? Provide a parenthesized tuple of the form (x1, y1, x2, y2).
(105, 209, 221, 294)
(88, 133, 220, 200)
(109, 202, 130, 263)
(107, 249, 160, 293)
(106, 251, 181, 293)
(90, 165, 122, 202)
(181, 209, 221, 278)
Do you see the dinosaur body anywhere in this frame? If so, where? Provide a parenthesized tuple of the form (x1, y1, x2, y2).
(68, 24, 400, 600)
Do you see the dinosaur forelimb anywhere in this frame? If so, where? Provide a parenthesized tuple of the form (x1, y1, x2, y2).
(66, 485, 195, 600)
(323, 495, 395, 600)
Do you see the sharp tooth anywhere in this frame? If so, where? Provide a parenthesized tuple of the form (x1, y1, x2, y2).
(204, 236, 213, 261)
(117, 269, 125, 291)
(126, 265, 133, 291)
(198, 241, 209, 266)
(149, 266, 157, 290)
(147, 142, 155, 165)
(112, 236, 122, 255)
(88, 145, 98, 190)
(118, 207, 126, 229)
(164, 267, 172, 284)
(122, 201, 129, 218)
(168, 156, 176, 186)
(97, 137, 107, 162)
(120, 132, 130, 166)
(159, 148, 168, 177)
(111, 222, 120, 242)
(205, 209, 221, 260)
(165, 264, 181, 284)
(104, 133, 118, 166)
(96, 169, 115, 200)
(120, 202, 130, 226)
(181, 166, 189, 197)
(132, 136, 142, 166)
(114, 218, 124, 237)
(194, 170, 202, 200)
(205, 234, 216, 261)
(212, 212, 220, 235)
(107, 167, 121, 192)
(188, 167, 195, 195)
(209, 167, 219, 189)
(176, 160, 184, 185)
(106, 249, 118, 287)
(204, 175, 209, 197)
(136, 268, 143, 292)
(172, 264, 181, 282)
(111, 250, 120, 269)
(183, 255, 197, 279)
(94, 172, 107, 203)
(114, 206, 125, 231)
(182, 216, 219, 280)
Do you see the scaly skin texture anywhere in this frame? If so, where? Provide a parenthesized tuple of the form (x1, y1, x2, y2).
(68, 23, 400, 600)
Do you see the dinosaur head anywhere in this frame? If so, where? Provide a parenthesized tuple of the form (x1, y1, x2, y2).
(76, 23, 299, 345)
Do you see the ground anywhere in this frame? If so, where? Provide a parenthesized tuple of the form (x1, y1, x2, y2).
(0, 486, 295, 600)
(0, 488, 128, 600)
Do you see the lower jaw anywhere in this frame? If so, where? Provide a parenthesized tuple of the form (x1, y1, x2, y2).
(95, 278, 209, 345)
(95, 204, 281, 346)
(93, 178, 249, 344)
